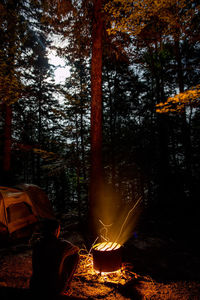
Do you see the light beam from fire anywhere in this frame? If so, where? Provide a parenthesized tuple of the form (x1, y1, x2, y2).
(91, 184, 142, 248)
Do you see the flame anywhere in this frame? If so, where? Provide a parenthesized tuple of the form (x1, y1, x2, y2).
(93, 242, 121, 251)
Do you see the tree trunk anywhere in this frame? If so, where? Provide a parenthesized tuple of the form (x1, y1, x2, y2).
(3, 103, 12, 183)
(150, 42, 170, 206)
(75, 113, 82, 222)
(37, 84, 42, 186)
(80, 69, 87, 181)
(174, 39, 192, 198)
(2, 1, 17, 184)
(89, 0, 103, 232)
(106, 67, 116, 187)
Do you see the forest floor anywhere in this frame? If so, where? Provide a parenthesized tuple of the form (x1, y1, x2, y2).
(0, 215, 200, 299)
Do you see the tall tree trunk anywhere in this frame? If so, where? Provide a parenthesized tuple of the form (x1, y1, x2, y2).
(106, 67, 116, 186)
(174, 39, 192, 197)
(150, 42, 170, 206)
(75, 113, 82, 222)
(175, 39, 192, 162)
(2, 1, 17, 184)
(80, 70, 87, 181)
(2, 103, 12, 183)
(89, 0, 103, 232)
(37, 85, 42, 186)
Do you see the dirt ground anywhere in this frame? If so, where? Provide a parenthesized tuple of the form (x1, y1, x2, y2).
(0, 228, 200, 300)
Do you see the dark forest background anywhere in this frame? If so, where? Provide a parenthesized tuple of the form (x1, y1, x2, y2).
(1, 0, 200, 244)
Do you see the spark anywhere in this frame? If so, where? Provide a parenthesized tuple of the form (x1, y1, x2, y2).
(114, 196, 142, 245)
(88, 237, 99, 255)
(96, 196, 142, 249)
(100, 235, 109, 242)
(99, 219, 113, 242)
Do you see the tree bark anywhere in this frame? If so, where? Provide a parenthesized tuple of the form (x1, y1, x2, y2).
(2, 103, 12, 184)
(150, 42, 170, 205)
(89, 0, 103, 231)
(174, 39, 192, 197)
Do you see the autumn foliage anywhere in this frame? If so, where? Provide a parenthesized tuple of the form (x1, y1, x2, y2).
(156, 85, 200, 113)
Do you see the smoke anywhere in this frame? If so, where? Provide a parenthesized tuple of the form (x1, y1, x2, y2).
(92, 184, 142, 246)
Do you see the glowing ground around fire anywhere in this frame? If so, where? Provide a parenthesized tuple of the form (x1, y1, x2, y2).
(74, 248, 138, 285)
(1, 243, 200, 299)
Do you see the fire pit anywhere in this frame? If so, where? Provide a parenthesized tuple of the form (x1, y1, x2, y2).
(92, 242, 122, 273)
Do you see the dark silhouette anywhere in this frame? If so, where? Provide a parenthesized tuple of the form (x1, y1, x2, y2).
(30, 219, 79, 297)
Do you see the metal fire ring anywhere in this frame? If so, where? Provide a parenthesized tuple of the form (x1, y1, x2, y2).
(92, 242, 122, 273)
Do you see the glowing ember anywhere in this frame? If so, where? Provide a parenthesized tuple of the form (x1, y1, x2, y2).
(93, 242, 121, 251)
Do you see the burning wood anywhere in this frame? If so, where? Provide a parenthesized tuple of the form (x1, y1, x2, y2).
(93, 242, 121, 251)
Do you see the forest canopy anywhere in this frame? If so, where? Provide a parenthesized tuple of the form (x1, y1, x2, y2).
(0, 0, 200, 238)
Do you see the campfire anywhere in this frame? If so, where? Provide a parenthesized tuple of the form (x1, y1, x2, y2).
(74, 246, 138, 285)
(74, 190, 142, 284)
(87, 193, 142, 277)
(92, 242, 122, 273)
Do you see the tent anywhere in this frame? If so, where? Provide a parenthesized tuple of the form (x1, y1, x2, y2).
(0, 184, 55, 239)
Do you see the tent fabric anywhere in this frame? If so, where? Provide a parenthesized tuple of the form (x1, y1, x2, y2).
(8, 214, 38, 233)
(3, 191, 33, 208)
(0, 191, 7, 227)
(0, 185, 55, 235)
(16, 184, 55, 220)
